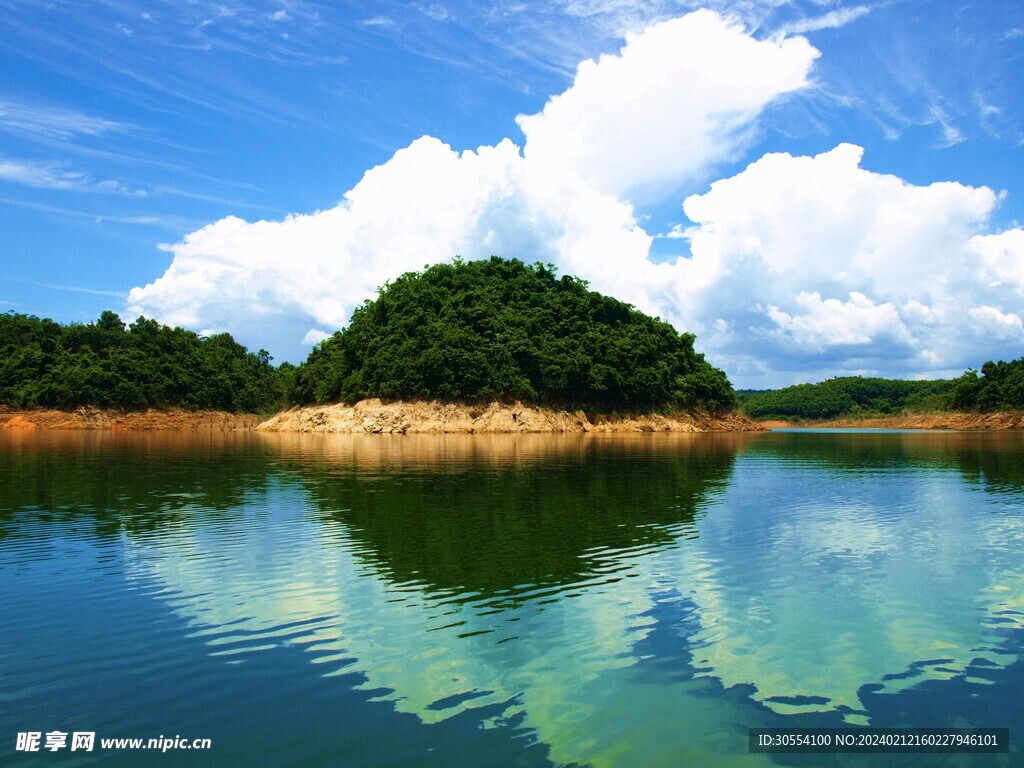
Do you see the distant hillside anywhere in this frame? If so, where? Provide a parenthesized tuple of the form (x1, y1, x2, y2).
(0, 310, 287, 413)
(740, 360, 1024, 421)
(293, 256, 735, 412)
(738, 377, 956, 420)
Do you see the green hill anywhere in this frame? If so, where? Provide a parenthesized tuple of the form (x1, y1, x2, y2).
(0, 310, 287, 413)
(739, 359, 1024, 421)
(738, 377, 955, 420)
(738, 366, 1024, 421)
(292, 257, 735, 412)
(951, 358, 1024, 412)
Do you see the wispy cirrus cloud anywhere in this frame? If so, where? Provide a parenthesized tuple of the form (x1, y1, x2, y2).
(2, 276, 126, 298)
(0, 195, 201, 232)
(555, 0, 864, 37)
(776, 5, 872, 35)
(23, 280, 127, 298)
(928, 103, 966, 148)
(0, 97, 132, 140)
(0, 157, 147, 196)
(416, 3, 452, 21)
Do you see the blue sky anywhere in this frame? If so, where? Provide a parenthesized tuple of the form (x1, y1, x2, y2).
(1, 0, 1023, 387)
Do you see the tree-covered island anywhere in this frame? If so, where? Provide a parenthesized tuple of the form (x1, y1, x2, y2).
(2, 256, 1023, 427)
(292, 257, 735, 413)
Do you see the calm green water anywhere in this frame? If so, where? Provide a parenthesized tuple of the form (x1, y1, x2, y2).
(2, 429, 1024, 767)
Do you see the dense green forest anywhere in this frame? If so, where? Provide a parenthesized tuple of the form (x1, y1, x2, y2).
(738, 378, 955, 420)
(293, 257, 735, 411)
(0, 310, 288, 412)
(739, 360, 1024, 421)
(951, 358, 1024, 412)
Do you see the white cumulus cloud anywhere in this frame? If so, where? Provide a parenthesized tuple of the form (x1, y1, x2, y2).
(516, 9, 818, 198)
(967, 305, 1024, 341)
(128, 10, 817, 364)
(970, 229, 1024, 294)
(666, 144, 1024, 383)
(126, 9, 1024, 387)
(767, 291, 911, 352)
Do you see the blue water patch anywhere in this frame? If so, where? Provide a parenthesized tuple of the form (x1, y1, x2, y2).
(2, 430, 1022, 767)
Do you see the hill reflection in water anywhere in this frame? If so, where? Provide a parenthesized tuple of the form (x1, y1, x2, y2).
(264, 432, 743, 599)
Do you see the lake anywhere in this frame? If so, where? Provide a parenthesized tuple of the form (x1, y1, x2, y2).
(2, 429, 1023, 767)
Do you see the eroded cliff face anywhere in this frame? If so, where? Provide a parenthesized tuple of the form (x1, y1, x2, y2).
(0, 407, 261, 431)
(256, 399, 767, 434)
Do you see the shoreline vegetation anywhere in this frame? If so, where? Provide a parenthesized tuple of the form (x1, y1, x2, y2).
(737, 369, 1024, 431)
(738, 367, 1024, 423)
(3, 258, 1024, 433)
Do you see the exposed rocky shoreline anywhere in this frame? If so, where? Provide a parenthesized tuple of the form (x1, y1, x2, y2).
(0, 407, 261, 431)
(257, 398, 766, 433)
(759, 413, 1024, 430)
(9, 403, 1021, 433)
(0, 402, 761, 433)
